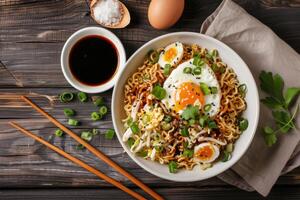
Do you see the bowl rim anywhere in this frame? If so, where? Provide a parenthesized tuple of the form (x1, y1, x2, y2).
(60, 26, 126, 93)
(112, 31, 260, 182)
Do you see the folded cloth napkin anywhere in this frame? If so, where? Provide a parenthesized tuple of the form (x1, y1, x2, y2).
(200, 0, 300, 196)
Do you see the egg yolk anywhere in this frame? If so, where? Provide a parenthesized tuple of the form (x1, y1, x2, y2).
(195, 145, 214, 161)
(174, 82, 205, 112)
(163, 47, 177, 62)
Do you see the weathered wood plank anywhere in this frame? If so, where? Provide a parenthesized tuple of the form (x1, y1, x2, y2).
(0, 0, 300, 87)
(1, 186, 300, 200)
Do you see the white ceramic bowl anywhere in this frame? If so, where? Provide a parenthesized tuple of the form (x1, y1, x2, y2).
(112, 32, 259, 182)
(61, 27, 126, 93)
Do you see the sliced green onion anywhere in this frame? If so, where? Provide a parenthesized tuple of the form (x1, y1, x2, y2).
(105, 129, 115, 140)
(99, 106, 108, 115)
(168, 161, 178, 173)
(210, 86, 218, 94)
(154, 145, 163, 153)
(210, 49, 218, 58)
(211, 63, 219, 72)
(204, 104, 212, 112)
(92, 128, 99, 136)
(91, 112, 102, 121)
(149, 50, 159, 64)
(68, 119, 79, 126)
(180, 127, 189, 137)
(189, 119, 196, 126)
(183, 149, 194, 158)
(152, 85, 166, 100)
(127, 138, 135, 148)
(208, 120, 218, 129)
(219, 66, 226, 74)
(183, 67, 192, 74)
(93, 96, 104, 107)
(226, 143, 234, 153)
(238, 118, 248, 131)
(193, 67, 202, 75)
(126, 117, 133, 126)
(193, 56, 204, 67)
(63, 108, 75, 117)
(76, 144, 85, 150)
(81, 131, 92, 141)
(199, 115, 209, 127)
(238, 84, 247, 97)
(161, 122, 172, 131)
(164, 115, 172, 123)
(77, 92, 88, 102)
(200, 82, 211, 95)
(137, 150, 148, 157)
(222, 151, 231, 162)
(164, 64, 172, 76)
(130, 122, 140, 134)
(59, 92, 74, 103)
(54, 129, 64, 137)
(205, 53, 213, 61)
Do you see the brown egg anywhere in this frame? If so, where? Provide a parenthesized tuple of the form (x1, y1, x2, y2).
(148, 0, 185, 30)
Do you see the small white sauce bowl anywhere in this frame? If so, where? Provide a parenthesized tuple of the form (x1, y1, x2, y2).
(61, 27, 126, 93)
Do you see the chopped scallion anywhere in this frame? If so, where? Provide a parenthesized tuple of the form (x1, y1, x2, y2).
(200, 82, 211, 95)
(91, 112, 102, 121)
(77, 92, 88, 102)
(68, 119, 79, 126)
(130, 122, 140, 134)
(164, 115, 172, 123)
(81, 131, 92, 141)
(127, 138, 135, 148)
(92, 128, 99, 136)
(193, 67, 202, 75)
(93, 96, 104, 107)
(164, 64, 172, 76)
(204, 104, 212, 112)
(208, 120, 218, 129)
(183, 67, 192, 74)
(238, 117, 248, 131)
(210, 86, 218, 94)
(99, 105, 108, 115)
(168, 161, 178, 173)
(183, 149, 194, 158)
(105, 129, 115, 140)
(59, 92, 74, 103)
(54, 129, 64, 137)
(222, 150, 231, 162)
(199, 115, 209, 127)
(63, 108, 75, 117)
(238, 84, 247, 97)
(180, 127, 189, 137)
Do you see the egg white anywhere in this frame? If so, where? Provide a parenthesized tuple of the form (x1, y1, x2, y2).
(162, 58, 221, 116)
(194, 142, 220, 163)
(158, 42, 184, 68)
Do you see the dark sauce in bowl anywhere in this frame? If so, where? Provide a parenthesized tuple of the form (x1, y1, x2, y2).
(69, 35, 119, 86)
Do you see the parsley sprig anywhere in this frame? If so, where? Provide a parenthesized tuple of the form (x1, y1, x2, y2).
(259, 71, 300, 147)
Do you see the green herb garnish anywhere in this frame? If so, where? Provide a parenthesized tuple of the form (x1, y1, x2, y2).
(180, 127, 189, 137)
(81, 131, 93, 141)
(105, 129, 115, 140)
(193, 67, 201, 75)
(91, 112, 102, 121)
(77, 92, 88, 102)
(193, 56, 204, 67)
(130, 122, 140, 134)
(238, 117, 248, 132)
(207, 120, 218, 129)
(183, 67, 192, 74)
(168, 161, 178, 173)
(59, 92, 74, 103)
(92, 128, 99, 136)
(54, 129, 64, 137)
(63, 108, 75, 117)
(183, 149, 194, 158)
(204, 104, 211, 112)
(200, 82, 211, 95)
(68, 119, 79, 126)
(221, 150, 231, 162)
(181, 105, 200, 120)
(259, 71, 300, 146)
(127, 138, 135, 148)
(137, 150, 148, 157)
(210, 86, 218, 94)
(164, 64, 172, 76)
(199, 115, 209, 127)
(99, 105, 108, 115)
(238, 84, 247, 97)
(93, 96, 104, 107)
(152, 85, 166, 100)
(164, 115, 172, 123)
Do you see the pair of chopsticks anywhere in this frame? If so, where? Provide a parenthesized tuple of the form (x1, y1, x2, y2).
(9, 96, 163, 200)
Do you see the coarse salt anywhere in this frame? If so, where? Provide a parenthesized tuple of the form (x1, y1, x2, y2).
(93, 0, 123, 26)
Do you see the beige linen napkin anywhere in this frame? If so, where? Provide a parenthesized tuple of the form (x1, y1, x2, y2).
(200, 0, 300, 196)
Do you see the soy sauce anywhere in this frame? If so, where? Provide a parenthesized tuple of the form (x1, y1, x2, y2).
(69, 35, 118, 86)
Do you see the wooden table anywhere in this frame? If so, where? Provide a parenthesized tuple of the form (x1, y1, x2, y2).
(1, 0, 300, 199)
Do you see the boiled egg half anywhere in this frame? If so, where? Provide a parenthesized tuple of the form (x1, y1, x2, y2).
(194, 142, 220, 163)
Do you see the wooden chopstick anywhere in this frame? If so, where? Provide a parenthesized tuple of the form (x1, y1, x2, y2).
(20, 96, 164, 200)
(9, 122, 146, 200)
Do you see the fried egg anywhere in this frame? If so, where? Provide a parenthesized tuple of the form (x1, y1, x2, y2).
(194, 142, 220, 163)
(158, 42, 184, 68)
(162, 58, 221, 116)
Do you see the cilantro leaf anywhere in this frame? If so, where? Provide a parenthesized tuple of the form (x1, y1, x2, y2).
(261, 96, 284, 109)
(262, 126, 277, 147)
(181, 105, 200, 120)
(152, 85, 166, 100)
(272, 110, 294, 133)
(259, 71, 285, 103)
(284, 87, 300, 108)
